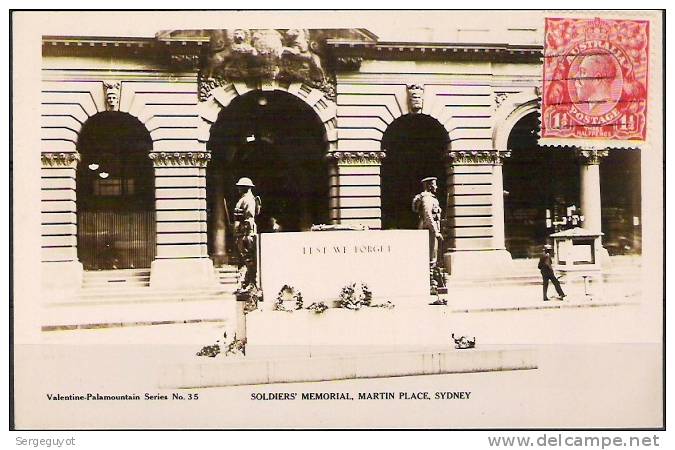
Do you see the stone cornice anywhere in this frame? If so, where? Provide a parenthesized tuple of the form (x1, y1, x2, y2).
(149, 152, 211, 167)
(41, 152, 81, 168)
(575, 148, 609, 165)
(447, 150, 511, 165)
(329, 41, 542, 63)
(326, 151, 386, 166)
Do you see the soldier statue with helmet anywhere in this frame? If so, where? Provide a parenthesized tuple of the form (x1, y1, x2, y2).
(412, 176, 446, 292)
(233, 177, 261, 291)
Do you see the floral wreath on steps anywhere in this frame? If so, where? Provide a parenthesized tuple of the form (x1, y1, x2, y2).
(273, 285, 304, 312)
(337, 282, 372, 310)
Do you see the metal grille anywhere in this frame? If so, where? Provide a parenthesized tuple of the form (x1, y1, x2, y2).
(77, 211, 156, 270)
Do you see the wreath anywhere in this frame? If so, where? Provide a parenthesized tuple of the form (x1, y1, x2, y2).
(243, 289, 262, 314)
(306, 301, 329, 314)
(274, 285, 304, 312)
(337, 282, 373, 310)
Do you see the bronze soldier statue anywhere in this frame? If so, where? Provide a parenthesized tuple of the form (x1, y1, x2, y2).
(412, 177, 443, 267)
(233, 177, 261, 291)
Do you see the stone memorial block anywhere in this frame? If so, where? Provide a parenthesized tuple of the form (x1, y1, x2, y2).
(259, 230, 429, 302)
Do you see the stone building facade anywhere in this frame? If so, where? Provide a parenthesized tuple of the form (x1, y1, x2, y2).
(41, 27, 640, 291)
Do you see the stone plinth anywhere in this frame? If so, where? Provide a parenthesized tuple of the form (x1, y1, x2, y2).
(159, 346, 538, 388)
(259, 230, 430, 302)
(245, 305, 452, 358)
(41, 260, 84, 296)
(150, 258, 217, 289)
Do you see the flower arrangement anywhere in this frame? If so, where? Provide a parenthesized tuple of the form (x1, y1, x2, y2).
(306, 301, 329, 314)
(337, 282, 373, 310)
(225, 336, 247, 356)
(274, 285, 303, 312)
(370, 300, 395, 309)
(196, 332, 247, 357)
(243, 289, 262, 314)
(196, 343, 220, 358)
(451, 333, 476, 350)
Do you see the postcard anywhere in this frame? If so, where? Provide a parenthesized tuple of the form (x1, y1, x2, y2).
(11, 9, 664, 429)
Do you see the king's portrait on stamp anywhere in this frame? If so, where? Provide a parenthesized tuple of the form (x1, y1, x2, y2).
(10, 9, 664, 431)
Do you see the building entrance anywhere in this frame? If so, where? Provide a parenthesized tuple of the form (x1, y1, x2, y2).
(76, 112, 156, 270)
(503, 112, 579, 258)
(206, 90, 329, 265)
(381, 114, 448, 230)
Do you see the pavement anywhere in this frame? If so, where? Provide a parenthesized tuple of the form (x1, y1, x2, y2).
(36, 255, 650, 352)
(39, 255, 643, 331)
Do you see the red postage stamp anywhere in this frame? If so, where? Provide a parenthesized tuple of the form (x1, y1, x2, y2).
(542, 17, 649, 142)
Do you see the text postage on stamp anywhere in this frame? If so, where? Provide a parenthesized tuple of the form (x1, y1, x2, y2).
(541, 17, 649, 143)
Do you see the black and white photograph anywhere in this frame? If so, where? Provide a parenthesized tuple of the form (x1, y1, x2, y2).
(10, 9, 664, 432)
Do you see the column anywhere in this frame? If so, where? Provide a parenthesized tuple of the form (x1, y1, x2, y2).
(327, 151, 384, 229)
(41, 152, 83, 293)
(444, 150, 512, 277)
(149, 151, 216, 288)
(576, 148, 610, 265)
(490, 152, 510, 250)
(210, 165, 228, 266)
(576, 148, 608, 234)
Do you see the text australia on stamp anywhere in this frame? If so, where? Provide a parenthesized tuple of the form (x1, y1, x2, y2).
(541, 17, 649, 144)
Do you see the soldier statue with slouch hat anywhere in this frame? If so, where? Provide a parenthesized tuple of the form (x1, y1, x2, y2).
(233, 177, 261, 291)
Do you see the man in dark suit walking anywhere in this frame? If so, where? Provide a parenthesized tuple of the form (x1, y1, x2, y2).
(538, 244, 566, 301)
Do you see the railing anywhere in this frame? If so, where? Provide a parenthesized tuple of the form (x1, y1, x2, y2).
(77, 210, 156, 270)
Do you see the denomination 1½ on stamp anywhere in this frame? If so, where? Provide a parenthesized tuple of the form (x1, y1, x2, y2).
(542, 17, 649, 142)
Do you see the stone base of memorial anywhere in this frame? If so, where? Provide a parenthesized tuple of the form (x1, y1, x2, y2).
(160, 344, 538, 388)
(161, 229, 538, 387)
(245, 301, 451, 358)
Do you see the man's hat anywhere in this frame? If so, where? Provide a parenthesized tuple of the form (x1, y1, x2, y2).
(236, 177, 255, 188)
(544, 244, 552, 250)
(421, 176, 437, 184)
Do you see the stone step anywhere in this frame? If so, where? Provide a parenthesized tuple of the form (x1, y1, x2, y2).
(42, 297, 235, 329)
(82, 269, 152, 288)
(215, 267, 240, 286)
(82, 279, 151, 288)
(159, 346, 537, 388)
(446, 269, 639, 284)
(83, 269, 151, 278)
(446, 277, 640, 289)
(217, 274, 239, 279)
(73, 288, 233, 302)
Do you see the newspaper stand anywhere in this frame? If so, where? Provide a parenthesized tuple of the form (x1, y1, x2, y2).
(549, 227, 604, 297)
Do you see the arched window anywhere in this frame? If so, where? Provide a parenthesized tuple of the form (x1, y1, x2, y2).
(503, 112, 578, 258)
(381, 114, 448, 230)
(76, 112, 155, 269)
(206, 90, 328, 265)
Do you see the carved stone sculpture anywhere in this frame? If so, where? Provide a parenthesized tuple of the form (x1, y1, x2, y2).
(103, 81, 121, 112)
(282, 28, 325, 81)
(250, 29, 285, 79)
(407, 84, 424, 113)
(200, 28, 333, 99)
(203, 29, 258, 78)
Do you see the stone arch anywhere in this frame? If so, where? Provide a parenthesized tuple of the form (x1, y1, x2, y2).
(336, 84, 457, 154)
(492, 88, 540, 151)
(197, 81, 337, 152)
(379, 112, 449, 230)
(41, 80, 201, 154)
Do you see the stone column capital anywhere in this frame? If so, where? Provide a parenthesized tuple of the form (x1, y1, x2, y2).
(575, 148, 609, 165)
(446, 150, 511, 165)
(326, 151, 386, 166)
(149, 151, 212, 168)
(41, 152, 81, 168)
